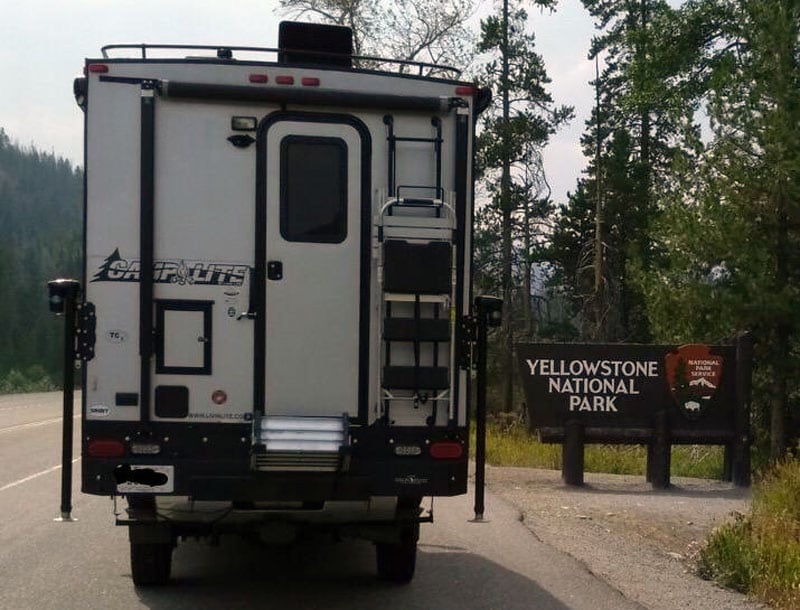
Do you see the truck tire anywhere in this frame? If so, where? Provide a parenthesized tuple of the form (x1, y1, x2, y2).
(130, 541, 172, 586)
(375, 523, 418, 584)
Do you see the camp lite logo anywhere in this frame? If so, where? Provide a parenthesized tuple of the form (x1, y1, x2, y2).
(92, 249, 248, 287)
(664, 344, 723, 421)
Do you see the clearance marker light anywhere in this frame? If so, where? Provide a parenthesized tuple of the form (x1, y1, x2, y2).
(455, 86, 477, 96)
(301, 77, 320, 87)
(430, 441, 464, 460)
(276, 75, 295, 85)
(249, 74, 268, 83)
(211, 390, 228, 405)
(88, 439, 125, 458)
(87, 64, 109, 74)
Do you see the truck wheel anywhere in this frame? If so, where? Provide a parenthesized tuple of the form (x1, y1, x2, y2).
(130, 541, 172, 586)
(376, 529, 417, 584)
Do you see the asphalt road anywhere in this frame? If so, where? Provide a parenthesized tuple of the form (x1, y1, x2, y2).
(0, 392, 643, 610)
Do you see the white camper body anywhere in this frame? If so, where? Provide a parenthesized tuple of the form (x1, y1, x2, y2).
(75, 22, 485, 585)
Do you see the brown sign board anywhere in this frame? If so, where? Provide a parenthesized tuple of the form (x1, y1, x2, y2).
(517, 343, 739, 442)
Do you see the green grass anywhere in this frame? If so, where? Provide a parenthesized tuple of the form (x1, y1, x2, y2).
(698, 459, 800, 609)
(476, 419, 725, 479)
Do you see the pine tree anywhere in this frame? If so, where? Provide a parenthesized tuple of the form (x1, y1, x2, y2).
(634, 0, 800, 457)
(547, 0, 695, 342)
(474, 0, 572, 411)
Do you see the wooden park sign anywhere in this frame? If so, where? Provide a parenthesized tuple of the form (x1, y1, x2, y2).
(517, 335, 753, 489)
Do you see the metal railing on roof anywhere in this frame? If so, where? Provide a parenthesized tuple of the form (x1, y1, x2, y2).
(99, 43, 461, 78)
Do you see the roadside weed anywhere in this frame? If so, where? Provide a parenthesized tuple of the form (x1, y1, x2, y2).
(699, 459, 800, 610)
(475, 419, 725, 478)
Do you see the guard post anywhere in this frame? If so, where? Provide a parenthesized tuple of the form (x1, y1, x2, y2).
(562, 419, 585, 486)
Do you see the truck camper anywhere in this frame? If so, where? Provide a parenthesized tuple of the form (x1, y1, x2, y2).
(61, 21, 489, 585)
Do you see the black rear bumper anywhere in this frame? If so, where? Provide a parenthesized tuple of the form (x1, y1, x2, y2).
(82, 421, 468, 500)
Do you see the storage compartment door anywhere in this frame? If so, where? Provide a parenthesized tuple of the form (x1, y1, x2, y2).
(155, 300, 213, 375)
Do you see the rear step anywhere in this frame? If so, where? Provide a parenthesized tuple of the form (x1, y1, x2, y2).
(253, 415, 349, 472)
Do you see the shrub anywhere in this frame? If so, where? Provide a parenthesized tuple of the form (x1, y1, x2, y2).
(0, 365, 58, 394)
(699, 459, 800, 609)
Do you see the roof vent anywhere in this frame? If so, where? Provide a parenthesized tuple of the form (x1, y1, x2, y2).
(278, 21, 352, 68)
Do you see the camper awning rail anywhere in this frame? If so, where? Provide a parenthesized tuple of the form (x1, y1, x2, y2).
(100, 43, 461, 78)
(162, 81, 466, 113)
(97, 76, 468, 114)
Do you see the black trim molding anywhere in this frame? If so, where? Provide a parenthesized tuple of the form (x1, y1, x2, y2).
(155, 300, 213, 375)
(452, 111, 470, 426)
(139, 83, 156, 423)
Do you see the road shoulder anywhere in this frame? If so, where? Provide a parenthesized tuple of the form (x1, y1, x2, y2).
(485, 465, 767, 610)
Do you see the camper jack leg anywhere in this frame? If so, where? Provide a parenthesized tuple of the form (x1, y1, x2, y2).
(48, 279, 82, 522)
(473, 296, 503, 521)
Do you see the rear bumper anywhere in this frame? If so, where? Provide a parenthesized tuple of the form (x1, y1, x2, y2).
(82, 421, 468, 500)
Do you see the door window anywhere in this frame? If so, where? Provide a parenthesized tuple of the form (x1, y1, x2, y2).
(280, 135, 348, 243)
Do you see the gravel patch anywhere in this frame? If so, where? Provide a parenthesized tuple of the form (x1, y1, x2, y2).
(485, 465, 768, 610)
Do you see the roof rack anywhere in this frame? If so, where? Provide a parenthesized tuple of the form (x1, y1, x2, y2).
(99, 44, 461, 78)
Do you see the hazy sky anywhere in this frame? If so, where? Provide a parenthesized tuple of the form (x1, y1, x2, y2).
(0, 0, 596, 203)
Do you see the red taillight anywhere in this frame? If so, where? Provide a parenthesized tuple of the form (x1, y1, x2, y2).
(276, 75, 294, 85)
(301, 77, 320, 87)
(249, 74, 268, 83)
(88, 439, 125, 458)
(87, 64, 109, 74)
(430, 441, 464, 460)
(455, 86, 477, 96)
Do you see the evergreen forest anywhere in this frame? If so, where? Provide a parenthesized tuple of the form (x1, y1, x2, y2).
(0, 128, 82, 391)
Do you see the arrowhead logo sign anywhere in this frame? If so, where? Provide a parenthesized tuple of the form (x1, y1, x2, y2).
(664, 345, 723, 420)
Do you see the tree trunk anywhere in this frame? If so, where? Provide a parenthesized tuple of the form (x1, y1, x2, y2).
(593, 55, 605, 341)
(639, 0, 651, 204)
(522, 192, 534, 340)
(770, 202, 790, 458)
(523, 261, 533, 339)
(501, 204, 513, 413)
(500, 0, 514, 413)
(770, 329, 788, 459)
